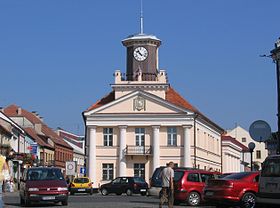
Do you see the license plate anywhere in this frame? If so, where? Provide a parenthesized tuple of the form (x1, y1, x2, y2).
(205, 191, 214, 196)
(42, 196, 55, 200)
(140, 189, 146, 192)
(78, 189, 86, 191)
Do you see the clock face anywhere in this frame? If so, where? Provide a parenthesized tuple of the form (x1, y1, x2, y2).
(133, 47, 148, 61)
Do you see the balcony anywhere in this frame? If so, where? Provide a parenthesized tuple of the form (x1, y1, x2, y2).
(125, 145, 152, 156)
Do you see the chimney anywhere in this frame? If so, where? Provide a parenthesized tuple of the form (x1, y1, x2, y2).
(34, 123, 42, 134)
(17, 107, 22, 115)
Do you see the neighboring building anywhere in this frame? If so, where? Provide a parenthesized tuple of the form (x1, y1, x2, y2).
(0, 111, 28, 154)
(24, 127, 55, 166)
(57, 128, 85, 177)
(83, 30, 224, 188)
(222, 135, 250, 173)
(3, 104, 73, 172)
(227, 125, 268, 170)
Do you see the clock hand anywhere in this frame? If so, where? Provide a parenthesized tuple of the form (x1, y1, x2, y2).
(137, 50, 143, 56)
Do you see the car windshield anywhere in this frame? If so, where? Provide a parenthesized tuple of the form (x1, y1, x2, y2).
(133, 177, 146, 183)
(222, 172, 252, 180)
(262, 159, 280, 177)
(27, 168, 64, 181)
(74, 178, 89, 183)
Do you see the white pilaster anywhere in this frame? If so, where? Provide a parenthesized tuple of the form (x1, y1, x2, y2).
(88, 126, 96, 186)
(183, 126, 192, 167)
(152, 126, 160, 171)
(119, 126, 127, 177)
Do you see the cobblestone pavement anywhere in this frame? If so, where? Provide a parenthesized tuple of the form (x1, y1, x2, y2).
(3, 192, 216, 208)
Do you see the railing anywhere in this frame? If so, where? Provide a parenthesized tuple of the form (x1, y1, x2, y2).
(120, 72, 158, 81)
(125, 145, 152, 156)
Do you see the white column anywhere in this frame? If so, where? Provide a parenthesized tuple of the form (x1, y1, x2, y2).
(88, 126, 96, 186)
(119, 126, 127, 177)
(152, 126, 160, 171)
(183, 126, 192, 167)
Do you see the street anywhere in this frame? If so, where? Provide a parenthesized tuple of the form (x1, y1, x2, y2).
(3, 192, 215, 208)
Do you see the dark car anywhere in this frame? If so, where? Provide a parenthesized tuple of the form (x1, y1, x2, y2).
(204, 172, 259, 208)
(100, 177, 148, 196)
(19, 167, 68, 206)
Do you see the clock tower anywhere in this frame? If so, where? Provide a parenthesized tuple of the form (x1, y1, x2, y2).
(122, 3, 161, 81)
(122, 34, 161, 81)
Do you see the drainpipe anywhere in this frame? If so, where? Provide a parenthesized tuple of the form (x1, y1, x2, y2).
(193, 113, 198, 168)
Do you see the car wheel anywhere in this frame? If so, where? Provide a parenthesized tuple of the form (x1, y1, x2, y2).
(61, 199, 68, 206)
(126, 189, 132, 196)
(101, 188, 108, 196)
(187, 191, 201, 206)
(241, 192, 256, 208)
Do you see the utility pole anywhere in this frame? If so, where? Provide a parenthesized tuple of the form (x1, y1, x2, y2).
(271, 38, 280, 154)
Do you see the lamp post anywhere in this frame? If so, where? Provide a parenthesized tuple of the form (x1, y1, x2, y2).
(271, 38, 280, 154)
(248, 142, 256, 171)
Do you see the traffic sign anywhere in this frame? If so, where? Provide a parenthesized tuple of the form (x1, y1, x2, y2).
(80, 167, 86, 174)
(249, 120, 271, 142)
(66, 161, 76, 176)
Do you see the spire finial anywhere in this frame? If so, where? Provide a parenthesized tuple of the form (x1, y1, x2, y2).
(140, 0, 144, 34)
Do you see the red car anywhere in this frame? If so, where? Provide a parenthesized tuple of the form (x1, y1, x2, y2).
(20, 167, 69, 206)
(174, 169, 220, 206)
(203, 171, 259, 208)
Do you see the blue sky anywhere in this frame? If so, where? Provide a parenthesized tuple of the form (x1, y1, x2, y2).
(0, 0, 279, 135)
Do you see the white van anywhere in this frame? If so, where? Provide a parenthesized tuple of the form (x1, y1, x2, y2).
(257, 155, 280, 205)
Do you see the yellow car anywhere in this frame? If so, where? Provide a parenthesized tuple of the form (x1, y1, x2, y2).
(69, 177, 93, 195)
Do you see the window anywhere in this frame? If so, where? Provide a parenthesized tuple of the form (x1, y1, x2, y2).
(102, 163, 114, 180)
(167, 127, 177, 146)
(166, 163, 178, 167)
(135, 128, 145, 146)
(201, 174, 214, 183)
(187, 173, 200, 182)
(112, 177, 121, 184)
(256, 150, 261, 159)
(134, 163, 145, 178)
(242, 137, 246, 142)
(103, 128, 113, 146)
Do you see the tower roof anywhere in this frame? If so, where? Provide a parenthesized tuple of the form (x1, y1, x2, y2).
(122, 33, 161, 47)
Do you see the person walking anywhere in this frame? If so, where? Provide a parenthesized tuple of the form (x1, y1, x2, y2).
(0, 154, 9, 208)
(159, 161, 175, 208)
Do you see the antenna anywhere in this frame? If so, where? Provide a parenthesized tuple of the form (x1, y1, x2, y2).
(140, 0, 144, 34)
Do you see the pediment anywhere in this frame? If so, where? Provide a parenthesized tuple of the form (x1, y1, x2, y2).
(85, 90, 193, 116)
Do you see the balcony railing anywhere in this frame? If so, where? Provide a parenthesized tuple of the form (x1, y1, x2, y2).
(121, 73, 158, 81)
(125, 145, 152, 156)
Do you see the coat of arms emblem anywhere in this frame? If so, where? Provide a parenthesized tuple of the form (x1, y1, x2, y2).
(133, 96, 146, 111)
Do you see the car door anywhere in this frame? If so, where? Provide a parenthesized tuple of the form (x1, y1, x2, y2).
(110, 178, 122, 193)
(120, 178, 129, 193)
(186, 173, 204, 194)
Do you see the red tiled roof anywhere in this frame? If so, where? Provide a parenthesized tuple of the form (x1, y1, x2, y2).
(165, 87, 199, 113)
(24, 127, 54, 149)
(86, 91, 115, 112)
(4, 104, 72, 149)
(222, 135, 250, 152)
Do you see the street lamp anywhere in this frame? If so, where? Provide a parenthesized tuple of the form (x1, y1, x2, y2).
(248, 142, 256, 171)
(271, 38, 280, 154)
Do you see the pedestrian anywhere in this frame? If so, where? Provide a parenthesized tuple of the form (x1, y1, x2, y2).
(0, 154, 10, 208)
(159, 161, 175, 208)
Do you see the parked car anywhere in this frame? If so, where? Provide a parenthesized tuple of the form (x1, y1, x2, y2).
(173, 168, 220, 206)
(19, 167, 68, 206)
(204, 171, 259, 208)
(100, 177, 148, 196)
(148, 166, 198, 197)
(148, 166, 220, 206)
(257, 155, 280, 206)
(69, 177, 93, 195)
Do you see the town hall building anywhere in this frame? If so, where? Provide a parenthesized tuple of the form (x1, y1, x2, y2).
(83, 28, 224, 188)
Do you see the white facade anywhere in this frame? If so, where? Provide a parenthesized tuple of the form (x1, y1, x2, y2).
(227, 125, 268, 169)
